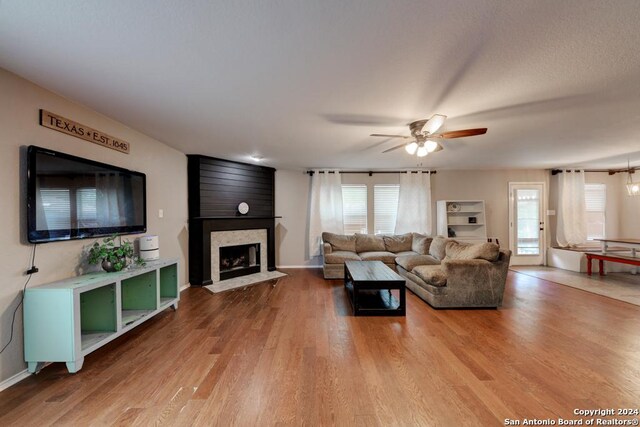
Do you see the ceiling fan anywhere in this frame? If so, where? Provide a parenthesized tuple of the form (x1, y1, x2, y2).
(371, 114, 487, 157)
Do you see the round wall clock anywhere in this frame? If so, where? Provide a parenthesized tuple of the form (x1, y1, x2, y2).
(238, 202, 249, 215)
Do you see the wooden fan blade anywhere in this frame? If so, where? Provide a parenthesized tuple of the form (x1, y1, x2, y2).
(382, 143, 407, 153)
(371, 134, 411, 139)
(438, 128, 487, 139)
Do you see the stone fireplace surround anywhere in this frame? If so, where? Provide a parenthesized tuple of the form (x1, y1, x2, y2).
(211, 229, 268, 282)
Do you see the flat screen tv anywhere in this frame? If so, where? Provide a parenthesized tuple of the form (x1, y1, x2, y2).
(27, 145, 146, 243)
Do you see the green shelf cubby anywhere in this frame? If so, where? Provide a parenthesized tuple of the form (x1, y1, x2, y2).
(121, 270, 157, 326)
(160, 264, 178, 306)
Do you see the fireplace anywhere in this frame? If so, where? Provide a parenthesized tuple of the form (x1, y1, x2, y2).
(219, 243, 261, 280)
(208, 229, 268, 284)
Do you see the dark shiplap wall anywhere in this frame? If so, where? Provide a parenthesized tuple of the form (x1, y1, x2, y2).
(187, 155, 275, 218)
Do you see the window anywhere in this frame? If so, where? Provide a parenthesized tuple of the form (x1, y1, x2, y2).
(585, 183, 606, 240)
(374, 185, 399, 235)
(39, 188, 71, 230)
(342, 185, 367, 234)
(515, 188, 541, 255)
(77, 188, 98, 227)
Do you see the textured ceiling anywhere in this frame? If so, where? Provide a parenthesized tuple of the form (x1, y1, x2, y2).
(2, 0, 640, 170)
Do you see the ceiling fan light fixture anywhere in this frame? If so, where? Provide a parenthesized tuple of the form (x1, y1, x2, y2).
(416, 145, 428, 157)
(425, 139, 439, 153)
(627, 182, 640, 196)
(405, 142, 418, 155)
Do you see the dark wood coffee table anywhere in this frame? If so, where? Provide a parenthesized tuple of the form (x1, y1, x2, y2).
(344, 260, 406, 316)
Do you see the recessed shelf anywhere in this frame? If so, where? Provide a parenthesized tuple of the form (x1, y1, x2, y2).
(447, 210, 482, 214)
(121, 309, 154, 326)
(81, 331, 116, 351)
(438, 200, 487, 243)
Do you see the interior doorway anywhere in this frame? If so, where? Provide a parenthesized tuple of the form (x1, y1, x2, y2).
(509, 182, 546, 265)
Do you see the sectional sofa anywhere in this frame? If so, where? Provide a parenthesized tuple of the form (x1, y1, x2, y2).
(321, 232, 511, 308)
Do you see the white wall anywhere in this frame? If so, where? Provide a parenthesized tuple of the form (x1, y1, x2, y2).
(0, 68, 188, 384)
(274, 169, 319, 267)
(431, 170, 548, 247)
(274, 168, 548, 266)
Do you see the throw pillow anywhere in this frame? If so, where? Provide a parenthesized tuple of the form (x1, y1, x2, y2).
(322, 232, 356, 252)
(444, 241, 499, 262)
(383, 233, 413, 252)
(411, 233, 433, 255)
(355, 233, 386, 253)
(429, 236, 448, 260)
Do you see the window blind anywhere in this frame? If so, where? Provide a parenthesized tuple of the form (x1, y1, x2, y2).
(374, 185, 399, 235)
(39, 189, 71, 230)
(585, 183, 606, 240)
(342, 185, 367, 234)
(77, 188, 98, 227)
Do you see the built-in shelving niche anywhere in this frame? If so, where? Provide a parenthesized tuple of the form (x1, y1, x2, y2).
(80, 284, 117, 351)
(121, 271, 157, 327)
(160, 264, 178, 307)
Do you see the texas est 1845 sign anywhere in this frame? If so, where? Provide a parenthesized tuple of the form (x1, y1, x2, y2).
(39, 109, 130, 154)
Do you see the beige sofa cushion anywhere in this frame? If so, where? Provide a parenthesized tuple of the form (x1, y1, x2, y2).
(444, 240, 499, 262)
(355, 234, 386, 253)
(322, 232, 356, 252)
(325, 250, 362, 264)
(395, 251, 419, 257)
(412, 233, 432, 255)
(412, 265, 448, 287)
(383, 233, 413, 252)
(429, 236, 448, 260)
(395, 254, 440, 271)
(359, 251, 397, 264)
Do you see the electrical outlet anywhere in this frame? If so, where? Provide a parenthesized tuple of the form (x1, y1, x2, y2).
(158, 209, 164, 218)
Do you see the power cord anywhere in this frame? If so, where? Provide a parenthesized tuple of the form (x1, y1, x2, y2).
(0, 244, 37, 355)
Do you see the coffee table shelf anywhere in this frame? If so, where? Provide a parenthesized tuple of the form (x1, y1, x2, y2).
(344, 261, 406, 316)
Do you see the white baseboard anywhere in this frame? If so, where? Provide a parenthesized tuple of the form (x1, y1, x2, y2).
(276, 265, 323, 269)
(180, 283, 190, 292)
(0, 369, 31, 392)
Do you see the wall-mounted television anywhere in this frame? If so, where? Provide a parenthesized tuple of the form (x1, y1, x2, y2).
(27, 146, 147, 243)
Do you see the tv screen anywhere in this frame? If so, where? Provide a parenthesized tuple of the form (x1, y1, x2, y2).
(27, 146, 146, 243)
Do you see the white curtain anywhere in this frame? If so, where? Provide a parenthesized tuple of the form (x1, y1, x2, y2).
(395, 171, 432, 235)
(96, 173, 125, 227)
(556, 170, 587, 247)
(308, 171, 344, 257)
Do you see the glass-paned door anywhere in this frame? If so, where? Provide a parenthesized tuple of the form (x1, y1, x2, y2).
(509, 183, 545, 265)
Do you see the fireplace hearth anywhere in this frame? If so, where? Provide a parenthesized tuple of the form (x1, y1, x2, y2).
(219, 243, 260, 281)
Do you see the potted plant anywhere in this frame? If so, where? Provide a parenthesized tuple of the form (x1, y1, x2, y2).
(88, 235, 145, 272)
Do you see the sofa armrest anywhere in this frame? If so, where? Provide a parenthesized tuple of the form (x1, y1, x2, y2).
(441, 259, 493, 288)
(322, 242, 333, 256)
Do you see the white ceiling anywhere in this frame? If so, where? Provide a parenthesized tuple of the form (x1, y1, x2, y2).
(2, 0, 640, 170)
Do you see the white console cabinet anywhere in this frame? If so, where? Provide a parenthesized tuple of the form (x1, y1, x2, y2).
(24, 259, 179, 374)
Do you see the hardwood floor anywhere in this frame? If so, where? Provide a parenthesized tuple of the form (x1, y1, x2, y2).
(1, 268, 639, 426)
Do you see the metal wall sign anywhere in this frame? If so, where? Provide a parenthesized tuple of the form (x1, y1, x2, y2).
(39, 109, 130, 154)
